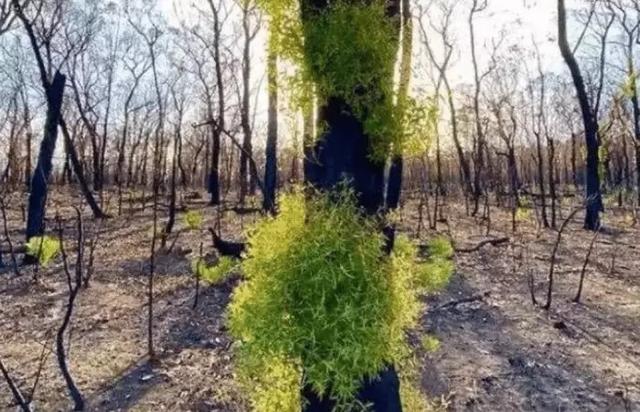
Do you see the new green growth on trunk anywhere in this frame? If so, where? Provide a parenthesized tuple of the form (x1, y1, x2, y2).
(226, 190, 454, 410)
(259, 0, 437, 160)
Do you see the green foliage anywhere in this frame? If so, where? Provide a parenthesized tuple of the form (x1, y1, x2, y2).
(515, 207, 532, 222)
(420, 335, 441, 353)
(417, 258, 454, 292)
(25, 236, 61, 266)
(598, 144, 609, 181)
(400, 379, 434, 412)
(257, 0, 436, 161)
(424, 236, 454, 260)
(399, 97, 438, 158)
(412, 236, 455, 293)
(191, 256, 237, 285)
(228, 191, 449, 408)
(621, 69, 638, 99)
(237, 354, 301, 412)
(182, 210, 204, 231)
(398, 354, 440, 412)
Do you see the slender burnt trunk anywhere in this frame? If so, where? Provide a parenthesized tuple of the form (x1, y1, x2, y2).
(207, 0, 225, 205)
(263, 41, 278, 214)
(548, 137, 557, 228)
(571, 132, 578, 190)
(558, 0, 603, 230)
(239, 0, 254, 204)
(534, 131, 549, 228)
(25, 72, 65, 242)
(59, 120, 108, 219)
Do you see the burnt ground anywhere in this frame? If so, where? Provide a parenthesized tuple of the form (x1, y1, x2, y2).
(0, 188, 639, 411)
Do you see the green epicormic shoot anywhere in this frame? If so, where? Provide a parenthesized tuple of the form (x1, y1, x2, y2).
(25, 235, 61, 266)
(259, 0, 437, 160)
(226, 191, 454, 409)
(182, 210, 204, 231)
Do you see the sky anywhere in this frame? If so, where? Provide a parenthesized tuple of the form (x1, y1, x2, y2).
(155, 0, 579, 142)
(158, 0, 567, 87)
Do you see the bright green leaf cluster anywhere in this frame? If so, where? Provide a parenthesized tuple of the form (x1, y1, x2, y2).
(257, 0, 435, 161)
(413, 236, 455, 292)
(228, 191, 452, 408)
(621, 69, 637, 99)
(516, 207, 532, 222)
(420, 335, 441, 353)
(424, 235, 454, 260)
(183, 210, 204, 231)
(25, 236, 61, 266)
(191, 256, 237, 285)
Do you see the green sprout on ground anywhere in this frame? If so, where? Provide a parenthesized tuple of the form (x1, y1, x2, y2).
(25, 236, 61, 266)
(183, 210, 204, 231)
(191, 256, 237, 285)
(515, 207, 532, 223)
(420, 335, 441, 353)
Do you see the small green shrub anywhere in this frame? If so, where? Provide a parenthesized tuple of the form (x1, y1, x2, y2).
(191, 256, 236, 285)
(25, 236, 61, 266)
(411, 236, 454, 293)
(228, 190, 453, 409)
(425, 236, 454, 260)
(420, 335, 441, 353)
(183, 210, 204, 231)
(400, 380, 434, 412)
(515, 207, 532, 222)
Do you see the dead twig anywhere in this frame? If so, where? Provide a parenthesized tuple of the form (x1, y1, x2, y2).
(574, 227, 600, 303)
(543, 202, 585, 310)
(0, 196, 21, 276)
(0, 359, 31, 412)
(432, 291, 491, 311)
(56, 209, 85, 411)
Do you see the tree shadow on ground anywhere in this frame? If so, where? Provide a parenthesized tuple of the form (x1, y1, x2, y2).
(421, 272, 631, 411)
(89, 280, 240, 411)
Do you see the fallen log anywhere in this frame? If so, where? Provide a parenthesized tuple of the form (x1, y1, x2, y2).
(454, 237, 510, 253)
(0, 245, 27, 255)
(208, 228, 246, 259)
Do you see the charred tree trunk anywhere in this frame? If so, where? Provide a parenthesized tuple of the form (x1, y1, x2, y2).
(300, 0, 403, 409)
(263, 40, 278, 214)
(59, 120, 108, 219)
(238, 0, 255, 204)
(548, 137, 557, 228)
(25, 72, 65, 242)
(571, 132, 578, 190)
(206, 0, 225, 206)
(534, 131, 549, 228)
(558, 0, 603, 230)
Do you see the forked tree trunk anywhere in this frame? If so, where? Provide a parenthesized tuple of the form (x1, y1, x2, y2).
(25, 72, 65, 242)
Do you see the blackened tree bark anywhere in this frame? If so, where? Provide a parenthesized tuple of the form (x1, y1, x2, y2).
(469, 0, 488, 216)
(25, 72, 65, 241)
(263, 35, 278, 214)
(609, 0, 640, 205)
(14, 0, 106, 222)
(206, 0, 225, 205)
(558, 0, 603, 230)
(300, 0, 403, 409)
(239, 0, 259, 204)
(59, 119, 108, 219)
